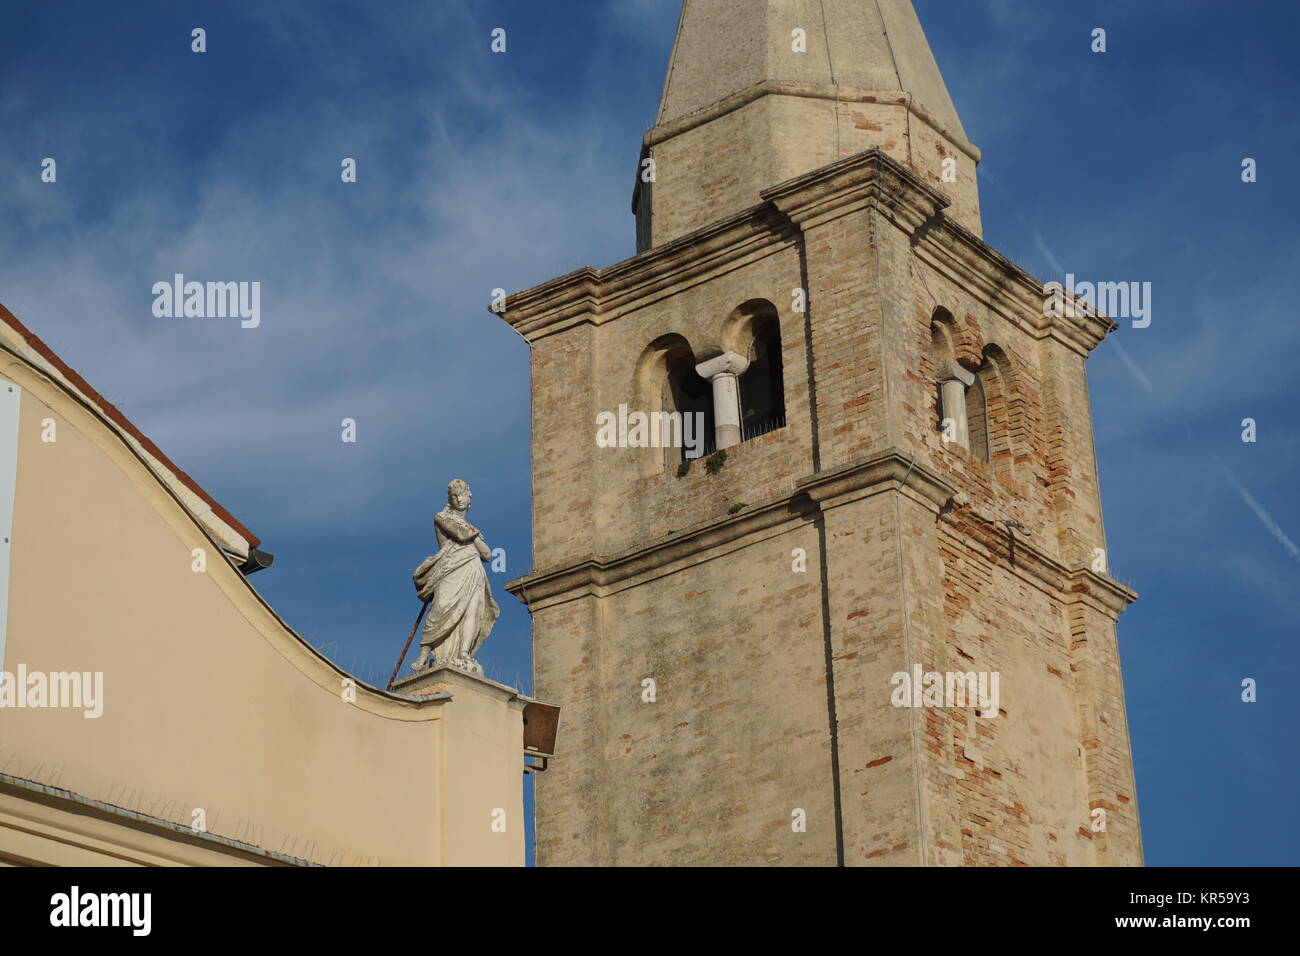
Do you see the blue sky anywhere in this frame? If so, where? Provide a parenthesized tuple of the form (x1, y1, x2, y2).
(1, 0, 1296, 866)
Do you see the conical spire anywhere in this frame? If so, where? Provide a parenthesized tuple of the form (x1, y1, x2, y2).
(635, 0, 981, 249)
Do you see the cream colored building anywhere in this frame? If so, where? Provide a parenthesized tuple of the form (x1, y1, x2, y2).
(0, 304, 544, 867)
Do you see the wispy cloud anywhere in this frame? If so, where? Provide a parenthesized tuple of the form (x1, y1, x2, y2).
(1221, 463, 1300, 565)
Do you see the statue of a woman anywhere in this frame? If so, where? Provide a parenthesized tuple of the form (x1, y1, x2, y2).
(410, 479, 500, 674)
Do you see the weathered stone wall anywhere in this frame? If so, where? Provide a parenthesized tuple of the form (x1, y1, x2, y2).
(587, 241, 814, 561)
(509, 150, 1139, 867)
(647, 96, 980, 248)
(641, 0, 983, 247)
(532, 520, 839, 866)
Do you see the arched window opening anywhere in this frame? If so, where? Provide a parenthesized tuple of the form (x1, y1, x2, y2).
(976, 346, 1013, 475)
(928, 311, 958, 441)
(929, 320, 954, 364)
(965, 373, 989, 462)
(664, 354, 715, 466)
(927, 314, 1012, 471)
(738, 316, 785, 442)
(636, 334, 705, 475)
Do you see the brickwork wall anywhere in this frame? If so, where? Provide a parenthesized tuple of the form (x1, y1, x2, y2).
(584, 243, 814, 564)
(532, 521, 839, 866)
(899, 263, 1059, 561)
(518, 154, 1139, 866)
(848, 201, 1138, 865)
(798, 204, 891, 465)
(530, 322, 600, 571)
(818, 492, 924, 865)
(1069, 599, 1143, 864)
(648, 96, 980, 248)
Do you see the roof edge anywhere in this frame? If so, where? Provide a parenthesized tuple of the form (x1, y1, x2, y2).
(0, 300, 261, 549)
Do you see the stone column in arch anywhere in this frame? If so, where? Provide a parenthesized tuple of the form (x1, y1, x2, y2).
(936, 358, 974, 450)
(694, 351, 750, 450)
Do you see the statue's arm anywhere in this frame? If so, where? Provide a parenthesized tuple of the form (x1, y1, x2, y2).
(435, 511, 481, 544)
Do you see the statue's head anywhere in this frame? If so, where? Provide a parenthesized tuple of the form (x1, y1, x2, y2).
(447, 478, 471, 511)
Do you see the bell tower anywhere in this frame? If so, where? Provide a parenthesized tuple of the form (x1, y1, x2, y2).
(501, 0, 1141, 866)
(635, 0, 982, 250)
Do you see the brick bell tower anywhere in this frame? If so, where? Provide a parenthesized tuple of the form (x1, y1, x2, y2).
(500, 0, 1141, 866)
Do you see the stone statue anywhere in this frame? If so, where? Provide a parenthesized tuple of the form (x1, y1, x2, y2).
(410, 479, 500, 675)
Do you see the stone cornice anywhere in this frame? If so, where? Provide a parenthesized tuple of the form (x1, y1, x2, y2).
(491, 206, 791, 343)
(505, 486, 819, 610)
(912, 214, 1119, 355)
(762, 148, 949, 234)
(392, 665, 531, 711)
(795, 448, 957, 512)
(489, 266, 603, 342)
(598, 210, 792, 322)
(1067, 567, 1139, 618)
(941, 502, 1138, 618)
(646, 80, 982, 163)
(506, 448, 1136, 619)
(492, 148, 1118, 354)
(760, 149, 1110, 356)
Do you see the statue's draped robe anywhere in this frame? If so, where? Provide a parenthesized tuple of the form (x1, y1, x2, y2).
(413, 511, 500, 662)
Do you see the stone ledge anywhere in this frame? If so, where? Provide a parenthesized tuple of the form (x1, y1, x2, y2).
(505, 486, 818, 609)
(795, 447, 956, 512)
(506, 447, 1137, 619)
(391, 664, 528, 709)
(761, 147, 950, 234)
(490, 147, 1117, 355)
